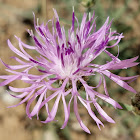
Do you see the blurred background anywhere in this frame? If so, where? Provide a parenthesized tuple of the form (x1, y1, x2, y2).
(0, 0, 140, 140)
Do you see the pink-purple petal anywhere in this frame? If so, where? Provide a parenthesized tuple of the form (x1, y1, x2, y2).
(93, 101, 115, 123)
(102, 70, 137, 93)
(73, 96, 91, 134)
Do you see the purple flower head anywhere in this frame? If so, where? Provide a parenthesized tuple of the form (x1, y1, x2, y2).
(0, 9, 139, 133)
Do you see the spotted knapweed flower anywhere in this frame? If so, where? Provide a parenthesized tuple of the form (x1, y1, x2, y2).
(0, 9, 138, 133)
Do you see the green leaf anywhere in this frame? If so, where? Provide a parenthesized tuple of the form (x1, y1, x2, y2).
(118, 102, 133, 111)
